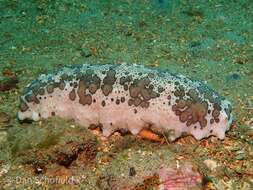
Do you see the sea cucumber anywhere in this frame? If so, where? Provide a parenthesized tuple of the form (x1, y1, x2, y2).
(18, 63, 233, 141)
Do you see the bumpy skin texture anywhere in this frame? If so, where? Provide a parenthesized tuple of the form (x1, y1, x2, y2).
(18, 64, 233, 141)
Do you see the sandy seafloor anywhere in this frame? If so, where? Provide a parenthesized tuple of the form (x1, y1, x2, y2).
(0, 0, 252, 189)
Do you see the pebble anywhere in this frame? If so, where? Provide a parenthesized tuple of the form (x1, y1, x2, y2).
(0, 131, 8, 145)
(0, 75, 18, 92)
(203, 159, 218, 171)
(0, 112, 11, 126)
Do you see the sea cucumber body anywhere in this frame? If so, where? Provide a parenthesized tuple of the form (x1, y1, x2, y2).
(18, 64, 233, 141)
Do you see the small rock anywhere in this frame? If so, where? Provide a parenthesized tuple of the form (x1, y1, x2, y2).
(0, 164, 10, 177)
(235, 150, 245, 160)
(203, 159, 218, 171)
(0, 131, 8, 144)
(0, 112, 11, 127)
(227, 73, 241, 81)
(129, 167, 136, 176)
(0, 75, 18, 91)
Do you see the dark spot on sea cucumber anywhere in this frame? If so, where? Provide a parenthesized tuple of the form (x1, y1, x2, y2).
(73, 82, 78, 88)
(89, 84, 98, 94)
(20, 100, 29, 112)
(129, 86, 140, 98)
(174, 85, 185, 98)
(140, 101, 149, 108)
(61, 73, 68, 80)
(210, 130, 213, 133)
(111, 98, 114, 102)
(134, 98, 142, 106)
(59, 81, 66, 90)
(212, 109, 220, 118)
(25, 93, 40, 104)
(116, 99, 120, 105)
(134, 109, 137, 114)
(101, 84, 113, 96)
(210, 118, 214, 124)
(93, 99, 96, 103)
(69, 89, 76, 101)
(101, 100, 106, 107)
(46, 84, 54, 94)
(51, 111, 55, 116)
(128, 99, 134, 106)
(38, 88, 45, 95)
(119, 76, 132, 85)
(124, 84, 128, 91)
(101, 69, 116, 96)
(79, 94, 92, 105)
(158, 86, 164, 93)
(173, 100, 208, 128)
(120, 97, 125, 103)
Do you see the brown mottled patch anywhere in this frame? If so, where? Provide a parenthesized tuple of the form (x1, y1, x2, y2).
(140, 101, 149, 108)
(158, 86, 165, 93)
(119, 76, 132, 85)
(101, 69, 116, 96)
(38, 88, 45, 95)
(46, 84, 54, 94)
(174, 85, 185, 98)
(60, 73, 69, 80)
(120, 97, 125, 103)
(101, 84, 113, 96)
(69, 89, 76, 101)
(128, 99, 134, 106)
(123, 84, 128, 91)
(129, 86, 140, 98)
(211, 103, 222, 123)
(76, 71, 101, 103)
(173, 100, 208, 128)
(77, 79, 87, 105)
(25, 93, 40, 104)
(116, 99, 120, 105)
(79, 93, 92, 105)
(89, 84, 98, 94)
(127, 76, 159, 108)
(59, 81, 65, 90)
(134, 97, 142, 106)
(101, 100, 106, 107)
(187, 89, 200, 102)
(20, 100, 29, 112)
